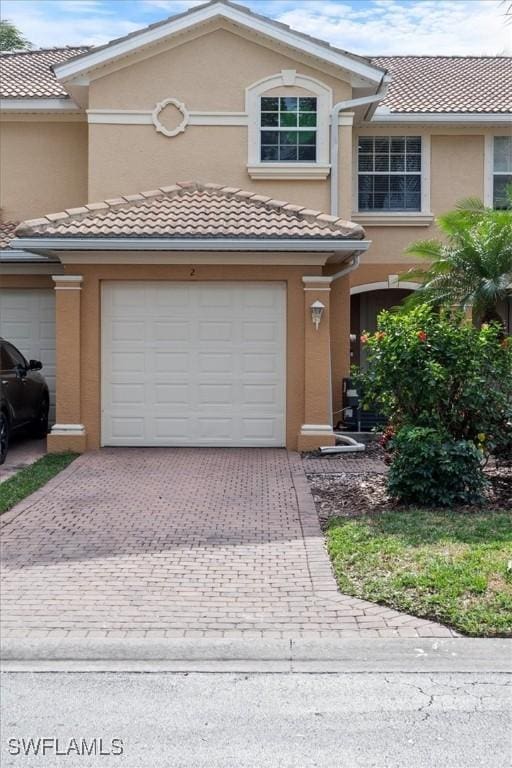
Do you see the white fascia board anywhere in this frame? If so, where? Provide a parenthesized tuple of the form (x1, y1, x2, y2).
(372, 111, 512, 124)
(53, 2, 383, 85)
(12, 237, 371, 253)
(0, 98, 81, 112)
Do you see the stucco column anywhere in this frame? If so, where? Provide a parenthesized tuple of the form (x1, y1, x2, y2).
(337, 112, 354, 220)
(329, 274, 351, 426)
(47, 274, 87, 454)
(297, 276, 336, 451)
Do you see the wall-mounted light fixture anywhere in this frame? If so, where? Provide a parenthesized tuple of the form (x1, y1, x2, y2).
(310, 300, 325, 330)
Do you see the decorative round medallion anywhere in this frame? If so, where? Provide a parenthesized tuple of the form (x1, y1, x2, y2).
(151, 98, 189, 138)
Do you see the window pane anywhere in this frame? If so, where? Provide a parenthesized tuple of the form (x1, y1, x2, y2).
(374, 175, 389, 192)
(405, 193, 421, 209)
(390, 155, 405, 172)
(261, 131, 279, 144)
(279, 145, 298, 161)
(359, 154, 373, 172)
(299, 112, 316, 127)
(280, 97, 298, 112)
(374, 193, 387, 209)
(375, 137, 390, 153)
(299, 97, 317, 111)
(261, 112, 278, 127)
(280, 112, 297, 127)
(375, 154, 389, 172)
(406, 136, 421, 153)
(390, 176, 406, 193)
(493, 174, 512, 209)
(390, 137, 405, 153)
(406, 176, 421, 193)
(261, 145, 279, 161)
(406, 155, 421, 172)
(494, 137, 512, 173)
(261, 97, 278, 111)
(359, 137, 373, 153)
(298, 131, 316, 146)
(298, 146, 316, 161)
(279, 131, 299, 146)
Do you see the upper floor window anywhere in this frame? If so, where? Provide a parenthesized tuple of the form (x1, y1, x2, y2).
(358, 136, 422, 212)
(493, 136, 512, 209)
(260, 97, 317, 162)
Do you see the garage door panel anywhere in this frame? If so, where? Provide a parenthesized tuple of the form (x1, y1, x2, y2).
(0, 289, 56, 422)
(102, 282, 286, 447)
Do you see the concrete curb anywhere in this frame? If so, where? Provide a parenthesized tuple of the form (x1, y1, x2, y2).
(2, 638, 511, 673)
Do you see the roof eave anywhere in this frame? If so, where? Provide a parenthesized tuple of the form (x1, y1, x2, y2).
(371, 109, 512, 123)
(11, 237, 371, 254)
(52, 1, 385, 87)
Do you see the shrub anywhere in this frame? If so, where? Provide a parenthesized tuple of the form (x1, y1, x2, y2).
(355, 305, 512, 505)
(387, 427, 486, 506)
(356, 305, 512, 449)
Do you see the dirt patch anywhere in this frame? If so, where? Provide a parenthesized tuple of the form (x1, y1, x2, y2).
(307, 462, 512, 524)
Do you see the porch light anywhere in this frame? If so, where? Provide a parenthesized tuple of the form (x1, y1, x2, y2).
(310, 300, 325, 330)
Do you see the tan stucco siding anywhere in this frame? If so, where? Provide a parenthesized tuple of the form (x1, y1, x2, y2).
(88, 124, 331, 208)
(430, 134, 484, 213)
(0, 121, 88, 221)
(89, 27, 352, 111)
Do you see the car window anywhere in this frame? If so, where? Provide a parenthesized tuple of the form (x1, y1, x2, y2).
(2, 342, 27, 370)
(0, 343, 15, 371)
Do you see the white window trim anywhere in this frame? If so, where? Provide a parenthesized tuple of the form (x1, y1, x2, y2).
(246, 70, 332, 180)
(484, 134, 512, 207)
(352, 133, 432, 225)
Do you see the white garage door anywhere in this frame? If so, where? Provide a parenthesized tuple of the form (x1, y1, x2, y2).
(101, 282, 286, 447)
(0, 289, 56, 422)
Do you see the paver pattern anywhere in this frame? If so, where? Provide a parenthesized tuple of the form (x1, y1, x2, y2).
(0, 449, 456, 640)
(0, 438, 46, 484)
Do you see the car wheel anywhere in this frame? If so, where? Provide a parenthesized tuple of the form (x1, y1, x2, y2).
(0, 412, 9, 465)
(31, 397, 49, 439)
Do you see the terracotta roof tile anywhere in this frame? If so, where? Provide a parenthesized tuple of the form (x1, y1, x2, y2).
(372, 55, 512, 113)
(0, 47, 90, 98)
(15, 182, 365, 241)
(0, 222, 19, 249)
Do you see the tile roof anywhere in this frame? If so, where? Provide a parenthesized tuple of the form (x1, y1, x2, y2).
(0, 222, 19, 249)
(14, 182, 365, 241)
(0, 47, 90, 98)
(372, 55, 512, 113)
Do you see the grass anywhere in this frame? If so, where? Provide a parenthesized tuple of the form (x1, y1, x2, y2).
(325, 508, 512, 637)
(0, 452, 78, 515)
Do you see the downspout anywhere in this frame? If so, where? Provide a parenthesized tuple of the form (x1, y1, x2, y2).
(330, 74, 390, 216)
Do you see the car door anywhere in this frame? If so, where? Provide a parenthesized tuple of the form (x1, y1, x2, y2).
(0, 341, 27, 427)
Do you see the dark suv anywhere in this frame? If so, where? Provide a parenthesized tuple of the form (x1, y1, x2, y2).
(0, 338, 50, 464)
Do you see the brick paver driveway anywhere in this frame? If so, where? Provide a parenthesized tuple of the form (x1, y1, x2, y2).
(0, 449, 455, 640)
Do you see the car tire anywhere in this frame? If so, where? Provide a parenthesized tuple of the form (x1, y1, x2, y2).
(0, 412, 9, 465)
(31, 397, 49, 439)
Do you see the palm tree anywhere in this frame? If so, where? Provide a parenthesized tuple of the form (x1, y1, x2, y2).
(402, 193, 512, 323)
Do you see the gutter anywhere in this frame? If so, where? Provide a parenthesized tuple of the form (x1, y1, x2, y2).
(11, 237, 371, 255)
(330, 74, 391, 216)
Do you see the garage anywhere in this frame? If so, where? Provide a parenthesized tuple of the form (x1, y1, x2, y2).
(0, 288, 56, 422)
(101, 282, 286, 447)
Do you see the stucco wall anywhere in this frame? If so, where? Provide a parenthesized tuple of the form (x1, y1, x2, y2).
(0, 121, 88, 221)
(87, 26, 351, 206)
(89, 27, 352, 111)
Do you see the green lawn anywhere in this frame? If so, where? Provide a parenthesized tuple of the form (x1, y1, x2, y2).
(326, 508, 512, 637)
(0, 452, 78, 515)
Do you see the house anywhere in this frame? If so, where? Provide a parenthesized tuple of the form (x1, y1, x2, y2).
(0, 0, 511, 453)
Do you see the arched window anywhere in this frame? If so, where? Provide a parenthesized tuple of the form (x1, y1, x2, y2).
(246, 70, 332, 179)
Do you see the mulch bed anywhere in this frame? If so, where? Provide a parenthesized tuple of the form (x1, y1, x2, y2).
(305, 447, 512, 523)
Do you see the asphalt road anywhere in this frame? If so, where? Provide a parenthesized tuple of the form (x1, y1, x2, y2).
(1, 672, 511, 768)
